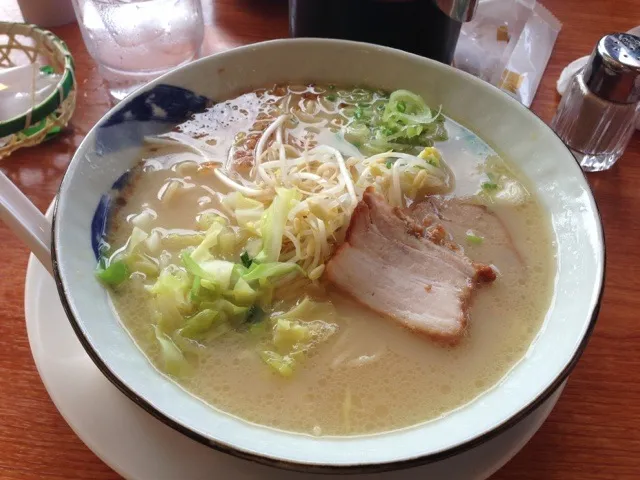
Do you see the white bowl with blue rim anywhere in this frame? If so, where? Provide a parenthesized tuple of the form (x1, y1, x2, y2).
(0, 39, 605, 473)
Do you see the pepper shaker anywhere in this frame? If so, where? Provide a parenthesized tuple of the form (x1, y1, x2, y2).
(551, 33, 640, 172)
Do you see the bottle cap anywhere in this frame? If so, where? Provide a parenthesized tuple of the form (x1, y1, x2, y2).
(584, 33, 640, 103)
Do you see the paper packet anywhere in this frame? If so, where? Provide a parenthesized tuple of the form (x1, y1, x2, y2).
(453, 0, 562, 107)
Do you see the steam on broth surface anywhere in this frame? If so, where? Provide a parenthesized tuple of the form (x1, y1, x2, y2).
(99, 84, 555, 436)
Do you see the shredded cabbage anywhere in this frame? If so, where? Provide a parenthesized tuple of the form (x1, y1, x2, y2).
(156, 231, 206, 250)
(259, 350, 295, 377)
(190, 218, 227, 262)
(197, 211, 224, 230)
(256, 299, 339, 377)
(179, 309, 221, 339)
(97, 226, 157, 284)
(477, 156, 529, 206)
(278, 297, 315, 319)
(153, 325, 189, 377)
(96, 260, 128, 286)
(146, 265, 191, 312)
(277, 296, 340, 325)
(228, 277, 257, 305)
(217, 228, 237, 257)
(255, 188, 300, 263)
(242, 262, 303, 283)
(155, 296, 186, 333)
(181, 252, 235, 290)
(222, 192, 264, 230)
(199, 298, 248, 319)
(272, 318, 313, 353)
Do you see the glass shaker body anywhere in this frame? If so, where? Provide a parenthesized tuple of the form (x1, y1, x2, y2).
(552, 72, 639, 172)
(551, 34, 640, 172)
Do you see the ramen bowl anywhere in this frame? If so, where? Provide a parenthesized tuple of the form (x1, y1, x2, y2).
(0, 39, 604, 473)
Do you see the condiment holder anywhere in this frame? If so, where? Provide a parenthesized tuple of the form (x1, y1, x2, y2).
(0, 22, 76, 159)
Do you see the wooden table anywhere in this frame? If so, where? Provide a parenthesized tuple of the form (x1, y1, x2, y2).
(1, 1, 639, 478)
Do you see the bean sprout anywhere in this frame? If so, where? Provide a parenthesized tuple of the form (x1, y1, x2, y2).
(146, 113, 452, 279)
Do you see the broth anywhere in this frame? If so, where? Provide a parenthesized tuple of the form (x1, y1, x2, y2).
(102, 85, 555, 436)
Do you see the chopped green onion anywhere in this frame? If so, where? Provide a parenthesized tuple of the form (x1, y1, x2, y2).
(326, 94, 337, 102)
(96, 260, 129, 286)
(386, 160, 393, 169)
(240, 251, 253, 268)
(245, 305, 266, 324)
(190, 276, 201, 302)
(339, 88, 448, 154)
(328, 84, 336, 90)
(482, 172, 499, 190)
(481, 182, 499, 191)
(466, 231, 484, 245)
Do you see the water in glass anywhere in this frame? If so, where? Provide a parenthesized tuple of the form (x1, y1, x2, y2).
(72, 0, 204, 102)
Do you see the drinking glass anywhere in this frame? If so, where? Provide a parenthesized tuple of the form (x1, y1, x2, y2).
(72, 0, 204, 102)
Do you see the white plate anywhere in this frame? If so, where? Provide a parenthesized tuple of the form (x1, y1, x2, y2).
(25, 223, 565, 480)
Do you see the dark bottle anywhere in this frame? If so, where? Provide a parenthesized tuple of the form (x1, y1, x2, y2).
(289, 0, 478, 65)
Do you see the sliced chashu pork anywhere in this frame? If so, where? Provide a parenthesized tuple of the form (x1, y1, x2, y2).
(406, 198, 524, 269)
(326, 188, 495, 344)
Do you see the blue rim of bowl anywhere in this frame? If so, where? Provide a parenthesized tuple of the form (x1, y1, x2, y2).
(49, 38, 607, 474)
